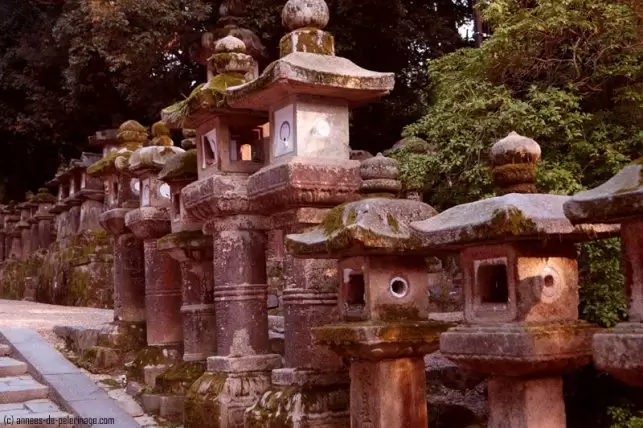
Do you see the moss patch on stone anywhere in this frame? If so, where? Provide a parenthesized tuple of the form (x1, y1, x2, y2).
(126, 346, 171, 383)
(162, 73, 246, 125)
(158, 149, 198, 181)
(153, 361, 206, 395)
(87, 151, 132, 176)
(279, 28, 335, 57)
(377, 304, 421, 322)
(459, 207, 538, 243)
(184, 372, 227, 428)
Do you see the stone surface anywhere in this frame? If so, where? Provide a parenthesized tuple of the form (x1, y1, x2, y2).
(0, 357, 28, 377)
(592, 322, 643, 387)
(0, 327, 140, 428)
(439, 322, 598, 376)
(285, 198, 438, 257)
(282, 0, 330, 30)
(564, 161, 643, 224)
(487, 376, 565, 428)
(411, 193, 618, 247)
(227, 52, 395, 110)
(0, 376, 49, 404)
(313, 321, 450, 360)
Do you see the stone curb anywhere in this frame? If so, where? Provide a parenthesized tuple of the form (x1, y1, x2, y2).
(0, 327, 139, 428)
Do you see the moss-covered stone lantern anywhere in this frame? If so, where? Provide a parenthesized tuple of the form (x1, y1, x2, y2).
(227, 0, 395, 425)
(285, 154, 447, 428)
(16, 198, 34, 260)
(63, 152, 104, 233)
(46, 165, 71, 240)
(87, 120, 148, 343)
(124, 123, 184, 351)
(31, 188, 57, 250)
(171, 35, 280, 428)
(157, 133, 216, 362)
(564, 158, 643, 386)
(410, 133, 617, 428)
(3, 203, 21, 261)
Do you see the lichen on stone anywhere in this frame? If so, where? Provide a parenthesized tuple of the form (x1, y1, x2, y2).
(158, 149, 198, 182)
(153, 361, 206, 395)
(87, 150, 132, 176)
(458, 207, 538, 243)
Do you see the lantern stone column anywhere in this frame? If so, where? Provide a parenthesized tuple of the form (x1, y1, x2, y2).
(125, 124, 185, 350)
(564, 160, 643, 386)
(31, 188, 57, 250)
(410, 133, 615, 428)
(226, 1, 395, 425)
(158, 133, 217, 362)
(88, 124, 147, 337)
(288, 155, 447, 428)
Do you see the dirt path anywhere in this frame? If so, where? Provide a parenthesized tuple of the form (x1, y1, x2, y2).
(0, 299, 113, 346)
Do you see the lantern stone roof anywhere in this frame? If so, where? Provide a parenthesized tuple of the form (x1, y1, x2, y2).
(226, 0, 393, 111)
(286, 153, 437, 257)
(227, 52, 395, 110)
(410, 193, 618, 249)
(286, 198, 438, 257)
(158, 149, 198, 182)
(87, 120, 148, 177)
(564, 159, 643, 224)
(128, 146, 185, 176)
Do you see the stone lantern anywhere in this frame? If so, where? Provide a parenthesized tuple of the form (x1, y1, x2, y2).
(410, 133, 617, 428)
(87, 121, 147, 341)
(176, 35, 280, 428)
(16, 198, 34, 260)
(31, 188, 57, 250)
(64, 153, 104, 233)
(124, 123, 185, 351)
(45, 166, 69, 240)
(4, 204, 21, 261)
(564, 159, 643, 386)
(157, 133, 217, 362)
(226, 0, 395, 425)
(286, 154, 447, 428)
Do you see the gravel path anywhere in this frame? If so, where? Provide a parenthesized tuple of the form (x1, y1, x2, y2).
(0, 299, 113, 346)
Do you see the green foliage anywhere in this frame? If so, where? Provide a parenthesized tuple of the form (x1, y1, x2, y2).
(386, 147, 438, 192)
(407, 0, 641, 328)
(579, 238, 627, 327)
(609, 406, 643, 428)
(407, 0, 642, 209)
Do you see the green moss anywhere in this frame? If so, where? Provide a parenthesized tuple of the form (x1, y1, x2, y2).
(387, 214, 400, 232)
(279, 28, 335, 57)
(126, 346, 171, 382)
(184, 372, 227, 428)
(158, 149, 198, 181)
(321, 204, 348, 236)
(153, 361, 206, 395)
(376, 304, 421, 322)
(246, 384, 349, 428)
(87, 151, 132, 176)
(491, 163, 537, 187)
(157, 230, 205, 249)
(459, 207, 539, 243)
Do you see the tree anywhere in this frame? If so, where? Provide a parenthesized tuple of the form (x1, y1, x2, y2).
(0, 0, 472, 200)
(406, 0, 642, 325)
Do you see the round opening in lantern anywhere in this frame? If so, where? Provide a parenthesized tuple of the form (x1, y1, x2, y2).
(544, 274, 555, 288)
(389, 277, 409, 298)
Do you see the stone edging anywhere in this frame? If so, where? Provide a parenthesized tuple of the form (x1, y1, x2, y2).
(0, 327, 139, 428)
